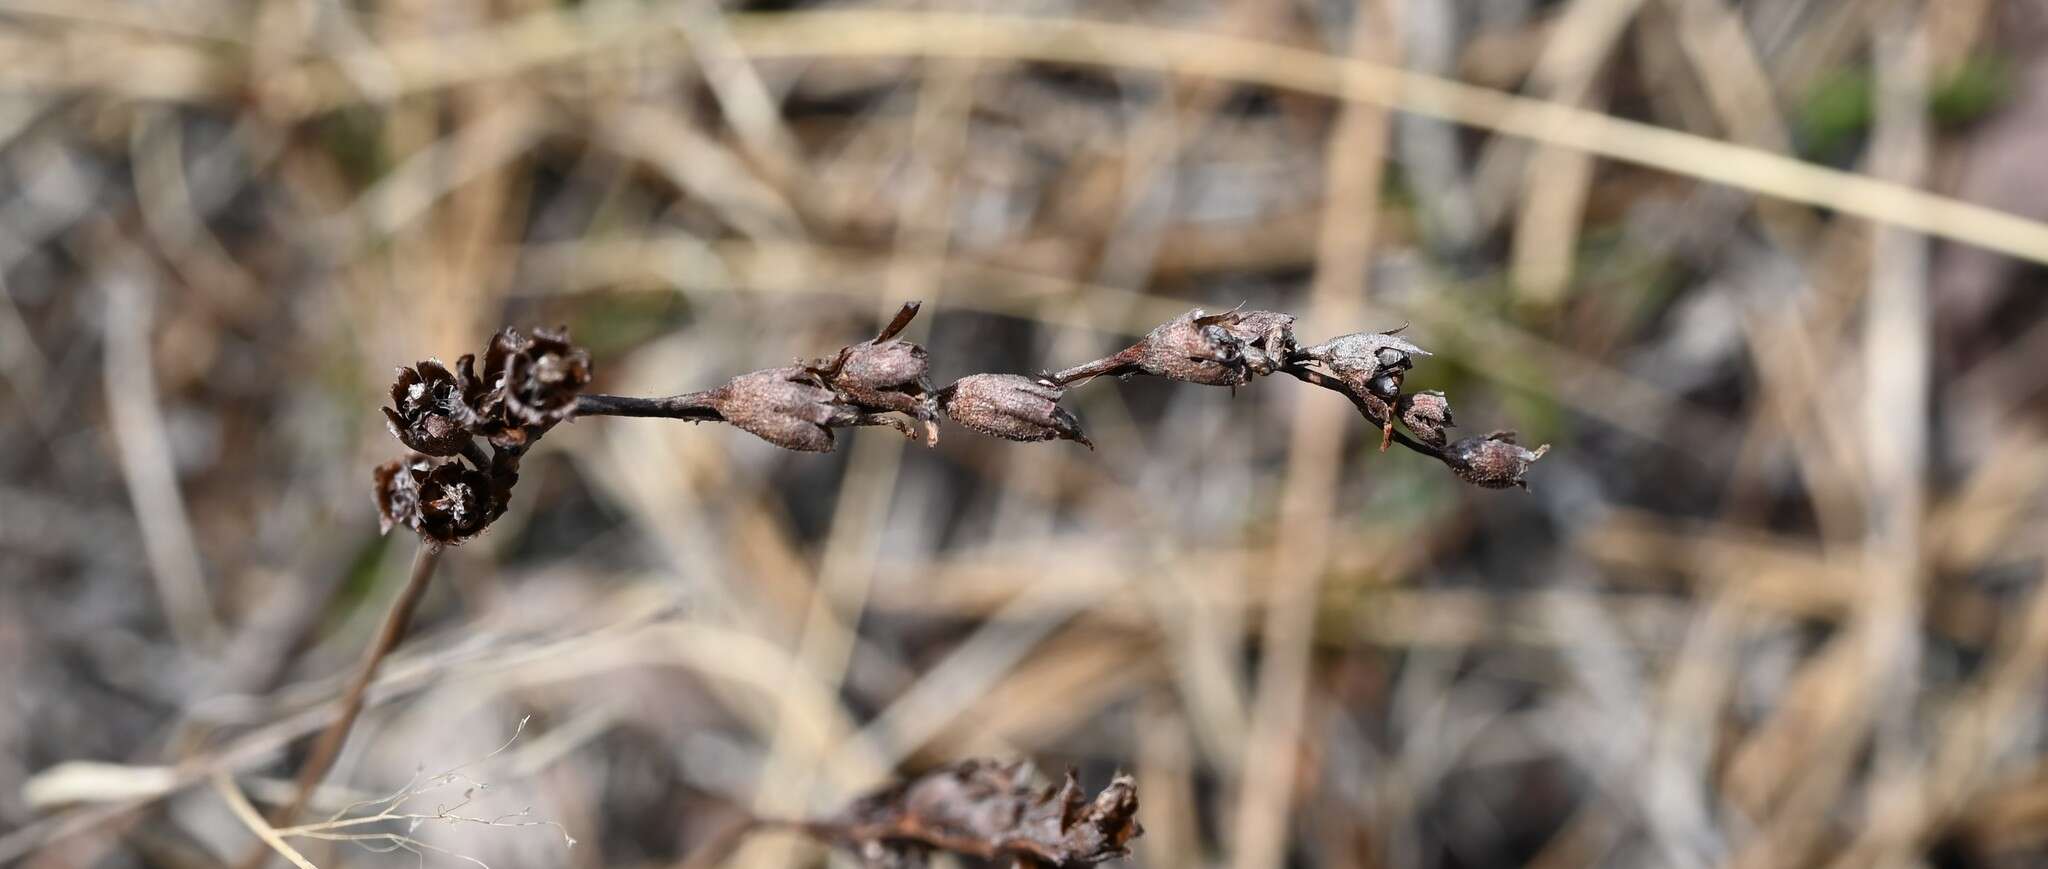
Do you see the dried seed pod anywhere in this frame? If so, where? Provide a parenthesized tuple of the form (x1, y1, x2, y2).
(1441, 429, 1549, 489)
(382, 360, 475, 456)
(1397, 390, 1454, 448)
(821, 759, 1142, 867)
(500, 326, 592, 427)
(372, 455, 431, 535)
(1209, 308, 1297, 375)
(938, 374, 1091, 448)
(413, 460, 500, 543)
(1047, 307, 1292, 387)
(1298, 329, 1430, 396)
(705, 366, 915, 453)
(813, 302, 939, 445)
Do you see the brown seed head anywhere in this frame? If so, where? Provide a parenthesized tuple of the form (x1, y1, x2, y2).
(1131, 308, 1257, 386)
(500, 326, 592, 427)
(1203, 308, 1297, 375)
(1397, 390, 1454, 448)
(382, 360, 475, 456)
(1300, 329, 1430, 395)
(413, 460, 500, 543)
(710, 366, 853, 453)
(938, 374, 1091, 448)
(372, 455, 431, 535)
(1442, 429, 1549, 489)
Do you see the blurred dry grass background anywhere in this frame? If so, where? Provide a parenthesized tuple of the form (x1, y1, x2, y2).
(8, 0, 2048, 867)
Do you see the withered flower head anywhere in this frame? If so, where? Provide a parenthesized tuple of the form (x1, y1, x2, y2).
(1205, 308, 1296, 375)
(372, 455, 431, 535)
(500, 326, 592, 427)
(938, 374, 1091, 448)
(382, 360, 475, 456)
(1442, 429, 1548, 489)
(1132, 308, 1256, 386)
(707, 366, 890, 453)
(413, 460, 501, 543)
(1047, 307, 1296, 387)
(824, 759, 1142, 867)
(1299, 329, 1430, 396)
(812, 302, 939, 444)
(1397, 389, 1454, 448)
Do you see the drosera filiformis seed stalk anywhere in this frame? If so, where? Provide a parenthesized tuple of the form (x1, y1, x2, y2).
(369, 301, 1545, 546)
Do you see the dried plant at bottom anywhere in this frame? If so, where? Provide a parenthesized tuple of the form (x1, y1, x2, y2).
(685, 759, 1141, 869)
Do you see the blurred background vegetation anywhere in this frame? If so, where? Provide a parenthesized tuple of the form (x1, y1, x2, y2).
(6, 0, 2048, 867)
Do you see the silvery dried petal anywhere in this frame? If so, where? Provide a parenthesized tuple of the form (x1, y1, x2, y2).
(938, 374, 1091, 447)
(372, 455, 430, 535)
(383, 359, 474, 456)
(1442, 429, 1548, 489)
(1397, 390, 1454, 448)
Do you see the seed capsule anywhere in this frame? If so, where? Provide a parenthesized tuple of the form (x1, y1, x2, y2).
(938, 374, 1091, 447)
(1442, 429, 1548, 489)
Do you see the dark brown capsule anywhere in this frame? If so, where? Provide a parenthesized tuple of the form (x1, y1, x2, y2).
(1206, 308, 1297, 375)
(372, 455, 430, 535)
(937, 374, 1091, 448)
(1397, 390, 1454, 448)
(1441, 429, 1548, 489)
(500, 326, 592, 427)
(1047, 307, 1292, 387)
(704, 366, 917, 453)
(1298, 329, 1430, 396)
(382, 360, 475, 456)
(811, 302, 939, 445)
(413, 460, 500, 543)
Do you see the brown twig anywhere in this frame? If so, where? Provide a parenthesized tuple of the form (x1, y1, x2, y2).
(1278, 363, 1443, 459)
(573, 391, 724, 421)
(233, 541, 444, 869)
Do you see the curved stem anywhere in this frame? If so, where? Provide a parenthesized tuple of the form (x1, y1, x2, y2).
(235, 541, 443, 869)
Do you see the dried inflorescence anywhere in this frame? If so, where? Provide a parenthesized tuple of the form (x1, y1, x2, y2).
(1441, 430, 1550, 489)
(371, 301, 1544, 541)
(383, 360, 475, 457)
(809, 301, 941, 446)
(696, 365, 917, 453)
(1397, 390, 1454, 449)
(803, 759, 1141, 868)
(937, 374, 1091, 448)
(1047, 306, 1297, 387)
(373, 326, 591, 545)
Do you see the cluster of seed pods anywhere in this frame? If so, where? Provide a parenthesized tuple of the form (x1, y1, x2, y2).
(374, 302, 1546, 544)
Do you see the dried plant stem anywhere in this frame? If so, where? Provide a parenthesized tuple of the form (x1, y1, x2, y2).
(234, 541, 444, 869)
(1278, 364, 1441, 459)
(212, 771, 319, 869)
(573, 391, 721, 421)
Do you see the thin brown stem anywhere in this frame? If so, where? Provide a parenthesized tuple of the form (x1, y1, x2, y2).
(1042, 346, 1142, 387)
(573, 391, 723, 421)
(234, 541, 443, 869)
